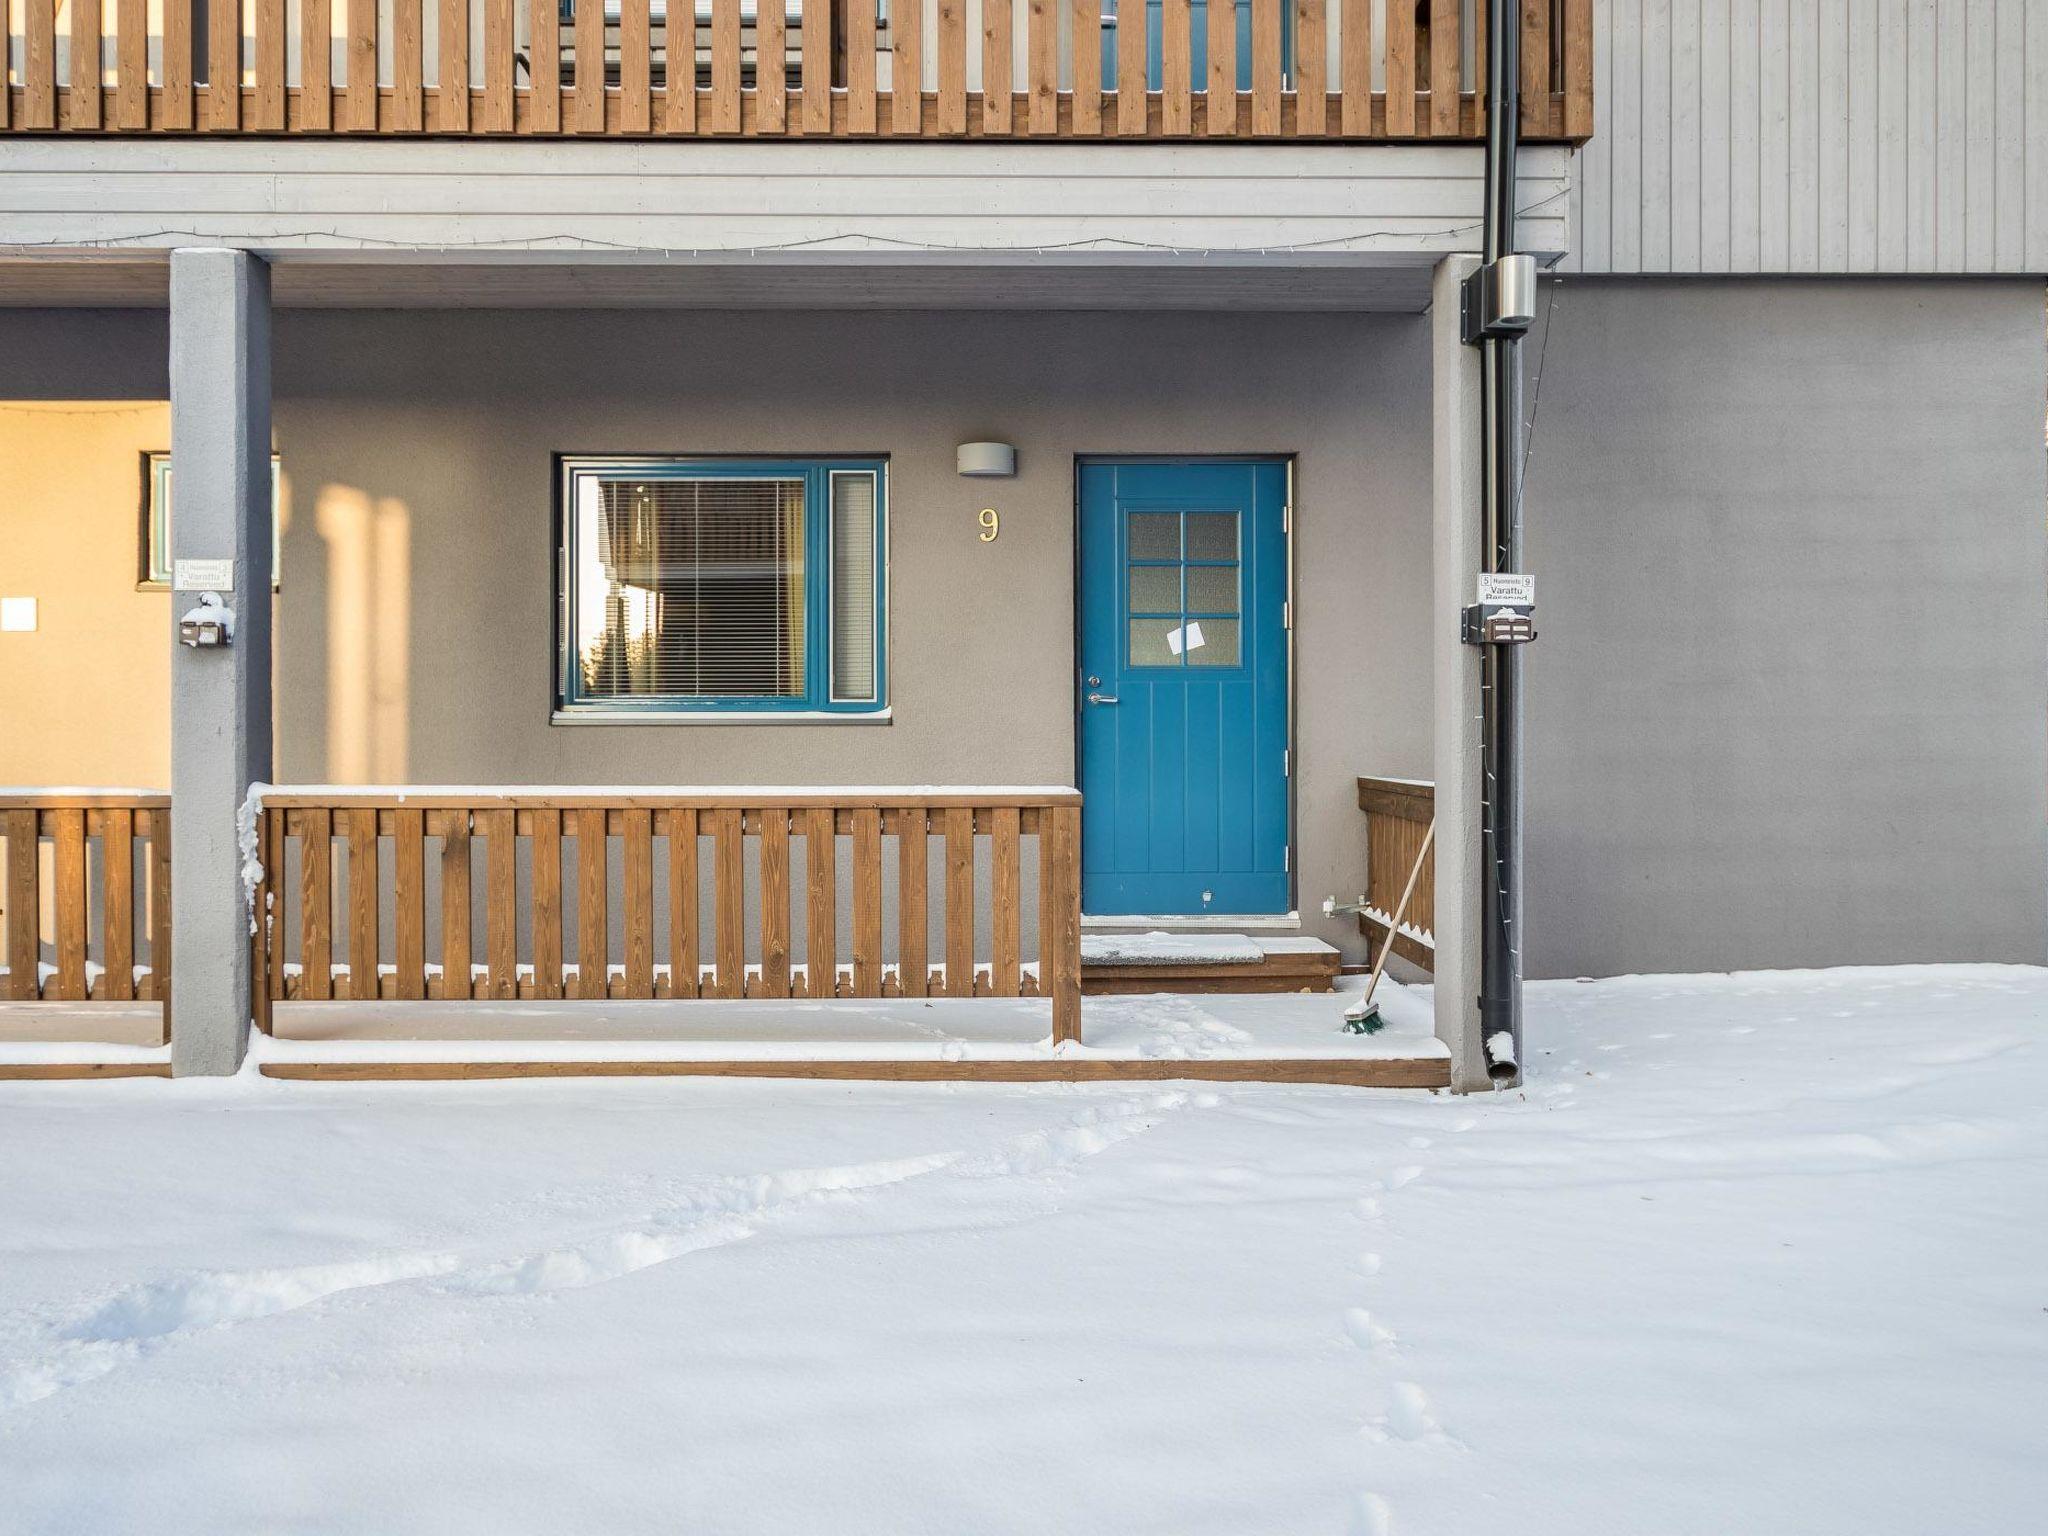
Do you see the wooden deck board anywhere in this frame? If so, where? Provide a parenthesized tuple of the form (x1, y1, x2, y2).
(258, 1056, 1448, 1087)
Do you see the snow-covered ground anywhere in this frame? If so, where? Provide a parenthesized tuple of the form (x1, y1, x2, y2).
(1, 964, 2043, 1534)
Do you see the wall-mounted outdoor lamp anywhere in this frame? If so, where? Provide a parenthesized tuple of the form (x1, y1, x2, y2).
(956, 441, 1017, 478)
(178, 590, 235, 649)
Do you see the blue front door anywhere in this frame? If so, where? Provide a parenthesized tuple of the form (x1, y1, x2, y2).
(1078, 459, 1290, 916)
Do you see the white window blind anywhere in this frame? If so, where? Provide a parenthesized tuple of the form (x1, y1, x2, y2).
(830, 471, 879, 702)
(574, 475, 807, 700)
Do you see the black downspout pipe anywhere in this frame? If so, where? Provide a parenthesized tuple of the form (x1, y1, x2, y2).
(1480, 0, 1524, 1083)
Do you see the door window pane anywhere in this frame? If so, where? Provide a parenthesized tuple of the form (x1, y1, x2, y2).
(1128, 565, 1181, 612)
(1184, 511, 1239, 561)
(1184, 617, 1241, 667)
(1128, 618, 1181, 668)
(1127, 512, 1181, 560)
(1184, 564, 1239, 614)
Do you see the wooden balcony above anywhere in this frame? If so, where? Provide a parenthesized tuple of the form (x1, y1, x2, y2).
(2, 0, 1592, 144)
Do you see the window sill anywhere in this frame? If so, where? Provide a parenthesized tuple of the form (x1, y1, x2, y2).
(551, 708, 893, 727)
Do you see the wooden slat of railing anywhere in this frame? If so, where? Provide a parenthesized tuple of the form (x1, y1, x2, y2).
(800, 0, 831, 133)
(1042, 804, 1081, 1043)
(620, 0, 652, 132)
(258, 812, 281, 1027)
(530, 0, 562, 131)
(439, 0, 472, 131)
(943, 806, 972, 997)
(346, 0, 379, 131)
(254, 0, 287, 128)
(849, 0, 878, 132)
(300, 808, 332, 998)
(483, 0, 514, 131)
(1428, 0, 1459, 137)
(852, 807, 882, 994)
(1070, 0, 1100, 134)
(1384, 0, 1413, 136)
(711, 0, 741, 133)
(574, 807, 606, 999)
(1518, 0, 1549, 136)
(393, 808, 426, 999)
(936, 0, 966, 135)
(206, 0, 238, 128)
(346, 807, 378, 999)
(1252, 0, 1281, 135)
(162, 0, 194, 127)
(1115, 0, 1144, 135)
(440, 811, 472, 1000)
(990, 806, 1020, 996)
(1204, 0, 1234, 135)
(101, 809, 135, 1001)
(759, 808, 791, 996)
(574, 0, 606, 132)
(480, 807, 516, 998)
(303, 0, 333, 130)
(1027, 0, 1056, 134)
(888, 0, 917, 132)
(115, 0, 146, 128)
(980, 0, 1011, 135)
(1335, 0, 1368, 135)
(70, 0, 102, 130)
(1562, 0, 1593, 139)
(148, 813, 171, 1010)
(1295, 0, 1325, 136)
(49, 810, 85, 1000)
(897, 806, 928, 996)
(393, 0, 424, 130)
(715, 808, 744, 998)
(21, 2, 56, 128)
(803, 805, 834, 997)
(531, 807, 564, 997)
(1159, 0, 1190, 135)
(1473, 1, 1486, 133)
(756, 0, 786, 132)
(4, 811, 36, 998)
(665, 808, 699, 997)
(621, 808, 653, 997)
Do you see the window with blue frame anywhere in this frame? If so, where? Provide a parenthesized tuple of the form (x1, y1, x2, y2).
(557, 457, 886, 718)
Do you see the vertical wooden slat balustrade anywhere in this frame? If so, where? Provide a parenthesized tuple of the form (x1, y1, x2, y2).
(0, 797, 171, 1025)
(254, 792, 1084, 1043)
(0, 0, 1581, 143)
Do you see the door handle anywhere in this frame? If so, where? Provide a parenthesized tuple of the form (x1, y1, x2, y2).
(1087, 692, 1119, 705)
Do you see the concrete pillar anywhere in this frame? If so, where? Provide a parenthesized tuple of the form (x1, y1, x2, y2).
(1431, 255, 1488, 1092)
(168, 249, 272, 1076)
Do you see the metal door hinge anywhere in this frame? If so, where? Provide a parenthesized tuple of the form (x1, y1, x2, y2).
(1282, 601, 1292, 630)
(1282, 748, 1291, 777)
(1283, 846, 1291, 872)
(1282, 503, 1292, 534)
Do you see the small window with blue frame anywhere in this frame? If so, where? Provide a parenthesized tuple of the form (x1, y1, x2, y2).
(1125, 508, 1242, 669)
(557, 456, 887, 719)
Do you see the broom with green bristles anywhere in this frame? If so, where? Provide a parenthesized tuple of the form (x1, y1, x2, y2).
(1344, 819, 1436, 1036)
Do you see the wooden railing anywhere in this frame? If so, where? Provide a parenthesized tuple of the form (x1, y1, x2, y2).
(1355, 775, 1432, 972)
(2, 0, 1592, 141)
(0, 794, 171, 1020)
(253, 789, 1083, 1042)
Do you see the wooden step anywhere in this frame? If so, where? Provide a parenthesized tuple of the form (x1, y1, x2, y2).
(1081, 936, 1340, 996)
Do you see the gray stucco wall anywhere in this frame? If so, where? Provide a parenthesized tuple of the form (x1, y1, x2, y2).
(260, 308, 1434, 960)
(1522, 276, 2048, 976)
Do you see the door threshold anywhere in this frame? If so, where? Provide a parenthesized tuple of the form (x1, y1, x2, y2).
(1081, 913, 1302, 932)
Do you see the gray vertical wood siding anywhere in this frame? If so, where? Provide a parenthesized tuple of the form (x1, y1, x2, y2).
(1566, 0, 2048, 273)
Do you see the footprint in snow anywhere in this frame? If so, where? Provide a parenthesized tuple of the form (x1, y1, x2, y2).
(1348, 1491, 1394, 1536)
(1342, 1307, 1396, 1353)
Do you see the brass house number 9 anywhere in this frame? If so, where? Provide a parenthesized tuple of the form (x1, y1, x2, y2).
(978, 508, 999, 542)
